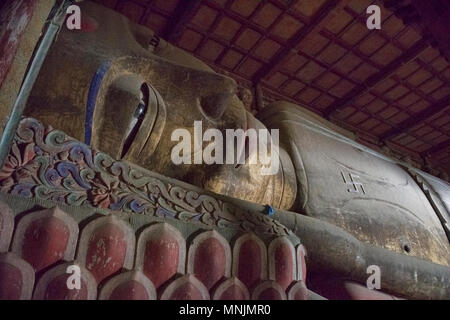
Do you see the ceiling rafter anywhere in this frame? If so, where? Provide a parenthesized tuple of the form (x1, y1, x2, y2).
(161, 0, 202, 43)
(380, 94, 450, 141)
(385, 0, 450, 61)
(344, 5, 409, 52)
(252, 0, 340, 83)
(231, 0, 297, 72)
(414, 58, 449, 84)
(322, 39, 429, 118)
(319, 29, 384, 70)
(421, 139, 450, 157)
(205, 1, 291, 46)
(214, 0, 268, 67)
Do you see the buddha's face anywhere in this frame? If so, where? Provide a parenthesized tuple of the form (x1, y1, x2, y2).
(24, 1, 297, 209)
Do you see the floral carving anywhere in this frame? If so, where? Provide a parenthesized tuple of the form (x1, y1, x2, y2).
(88, 174, 120, 208)
(0, 118, 291, 236)
(0, 142, 37, 189)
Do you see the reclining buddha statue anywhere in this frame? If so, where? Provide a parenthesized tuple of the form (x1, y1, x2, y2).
(0, 1, 449, 300)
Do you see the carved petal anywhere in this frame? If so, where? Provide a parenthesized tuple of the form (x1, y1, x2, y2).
(212, 277, 250, 300)
(268, 236, 296, 290)
(252, 280, 287, 300)
(99, 271, 156, 300)
(11, 207, 78, 271)
(33, 262, 97, 300)
(161, 274, 210, 300)
(287, 281, 308, 300)
(135, 223, 185, 288)
(0, 253, 34, 300)
(232, 233, 267, 289)
(77, 215, 135, 283)
(187, 230, 231, 290)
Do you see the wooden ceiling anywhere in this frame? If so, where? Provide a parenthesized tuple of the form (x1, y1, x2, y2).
(92, 0, 450, 180)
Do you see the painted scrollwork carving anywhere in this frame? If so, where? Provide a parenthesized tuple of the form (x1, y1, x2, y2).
(0, 118, 290, 236)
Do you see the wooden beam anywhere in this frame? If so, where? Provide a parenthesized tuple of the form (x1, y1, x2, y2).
(380, 95, 450, 141)
(421, 139, 450, 157)
(384, 0, 410, 10)
(387, 0, 450, 60)
(161, 0, 202, 43)
(252, 0, 340, 83)
(323, 39, 428, 118)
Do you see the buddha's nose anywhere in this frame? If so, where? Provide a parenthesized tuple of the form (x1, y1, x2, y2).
(199, 91, 233, 120)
